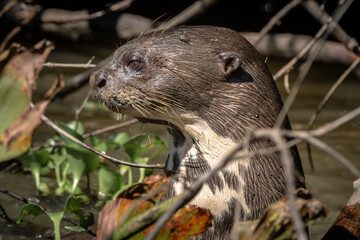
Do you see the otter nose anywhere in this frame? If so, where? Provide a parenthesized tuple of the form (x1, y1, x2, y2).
(90, 70, 112, 90)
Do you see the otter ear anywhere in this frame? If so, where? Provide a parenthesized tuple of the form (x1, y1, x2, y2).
(218, 52, 253, 83)
(218, 52, 241, 77)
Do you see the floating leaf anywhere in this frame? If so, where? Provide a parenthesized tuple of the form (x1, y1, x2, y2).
(97, 175, 213, 240)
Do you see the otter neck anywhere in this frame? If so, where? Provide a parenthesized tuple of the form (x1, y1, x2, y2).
(163, 115, 252, 220)
(164, 116, 237, 173)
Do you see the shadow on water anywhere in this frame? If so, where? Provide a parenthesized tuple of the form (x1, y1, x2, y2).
(0, 39, 359, 239)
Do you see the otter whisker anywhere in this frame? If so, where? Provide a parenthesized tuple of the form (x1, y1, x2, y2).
(149, 91, 183, 106)
(143, 103, 167, 115)
(135, 101, 152, 116)
(140, 13, 168, 37)
(109, 98, 122, 114)
(164, 65, 196, 79)
(146, 97, 171, 107)
(127, 99, 147, 117)
(149, 94, 184, 109)
(170, 109, 185, 126)
(166, 60, 196, 64)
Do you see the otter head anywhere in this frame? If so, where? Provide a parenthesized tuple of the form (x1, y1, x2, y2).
(90, 26, 282, 142)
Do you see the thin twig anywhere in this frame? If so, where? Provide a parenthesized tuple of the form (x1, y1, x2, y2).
(158, 0, 220, 30)
(268, 130, 307, 240)
(284, 71, 291, 93)
(273, 22, 329, 81)
(56, 56, 111, 99)
(0, 187, 29, 204)
(37, 109, 164, 169)
(307, 57, 360, 127)
(41, 0, 136, 23)
(292, 131, 360, 178)
(0, 0, 17, 18)
(42, 62, 96, 68)
(75, 91, 91, 122)
(301, 0, 359, 53)
(0, 4, 36, 52)
(275, 0, 354, 127)
(254, 0, 302, 47)
(82, 119, 138, 138)
(306, 56, 360, 169)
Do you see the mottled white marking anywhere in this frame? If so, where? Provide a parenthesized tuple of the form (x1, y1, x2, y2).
(123, 108, 252, 217)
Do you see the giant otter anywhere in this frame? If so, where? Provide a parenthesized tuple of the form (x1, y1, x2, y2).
(90, 25, 305, 239)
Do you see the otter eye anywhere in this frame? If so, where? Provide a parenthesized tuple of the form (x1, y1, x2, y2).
(127, 60, 142, 71)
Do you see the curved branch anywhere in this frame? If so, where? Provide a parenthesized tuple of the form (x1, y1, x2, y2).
(82, 119, 138, 138)
(37, 109, 164, 169)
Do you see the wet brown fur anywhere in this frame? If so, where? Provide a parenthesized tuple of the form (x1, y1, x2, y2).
(90, 25, 305, 239)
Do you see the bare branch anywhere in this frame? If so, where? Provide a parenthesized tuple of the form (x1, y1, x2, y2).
(42, 62, 96, 68)
(82, 119, 138, 138)
(75, 91, 91, 122)
(254, 0, 302, 47)
(157, 0, 220, 30)
(273, 23, 329, 81)
(56, 56, 111, 99)
(301, 0, 359, 53)
(41, 0, 136, 23)
(34, 104, 164, 169)
(0, 4, 36, 52)
(268, 131, 307, 240)
(0, 0, 17, 18)
(306, 56, 360, 168)
(275, 0, 354, 127)
(308, 57, 360, 132)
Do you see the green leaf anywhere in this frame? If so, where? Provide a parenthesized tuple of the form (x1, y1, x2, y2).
(0, 67, 30, 134)
(64, 196, 94, 229)
(17, 204, 63, 240)
(89, 136, 108, 153)
(98, 164, 124, 198)
(0, 42, 54, 162)
(65, 226, 86, 232)
(110, 132, 129, 147)
(66, 121, 85, 135)
(84, 101, 110, 112)
(56, 121, 84, 149)
(17, 204, 46, 224)
(18, 149, 51, 193)
(66, 147, 100, 194)
(123, 134, 166, 162)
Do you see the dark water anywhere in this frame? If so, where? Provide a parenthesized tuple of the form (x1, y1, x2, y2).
(0, 39, 359, 239)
